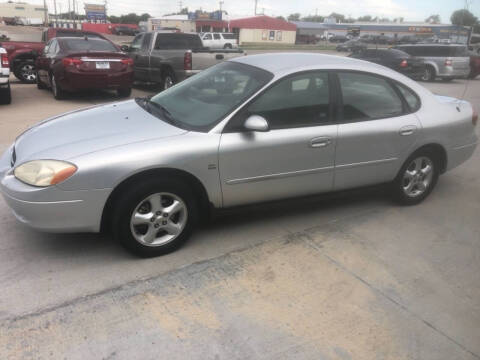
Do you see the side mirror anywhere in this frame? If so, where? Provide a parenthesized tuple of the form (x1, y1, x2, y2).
(244, 115, 269, 132)
(120, 45, 130, 52)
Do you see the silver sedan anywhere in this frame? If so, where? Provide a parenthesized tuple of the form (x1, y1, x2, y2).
(0, 53, 478, 257)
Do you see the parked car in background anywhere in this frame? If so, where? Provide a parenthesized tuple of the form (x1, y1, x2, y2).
(296, 34, 318, 45)
(36, 37, 133, 100)
(1, 53, 477, 257)
(394, 44, 471, 81)
(0, 46, 11, 105)
(349, 48, 426, 80)
(469, 51, 480, 79)
(336, 39, 367, 53)
(124, 31, 244, 90)
(0, 28, 110, 83)
(329, 35, 348, 43)
(398, 35, 419, 44)
(200, 32, 238, 49)
(112, 25, 139, 36)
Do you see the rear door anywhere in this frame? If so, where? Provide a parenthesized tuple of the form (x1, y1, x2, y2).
(334, 71, 421, 190)
(219, 71, 338, 207)
(202, 33, 214, 47)
(213, 33, 222, 48)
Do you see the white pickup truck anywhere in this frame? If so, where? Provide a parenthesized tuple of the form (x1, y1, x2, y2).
(0, 47, 11, 105)
(200, 32, 239, 49)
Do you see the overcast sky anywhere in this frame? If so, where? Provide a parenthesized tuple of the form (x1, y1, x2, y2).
(29, 0, 480, 23)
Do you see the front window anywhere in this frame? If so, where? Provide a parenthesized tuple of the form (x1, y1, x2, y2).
(148, 62, 273, 132)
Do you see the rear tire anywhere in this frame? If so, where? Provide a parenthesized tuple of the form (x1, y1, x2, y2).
(117, 87, 132, 98)
(421, 66, 436, 82)
(0, 83, 12, 105)
(392, 149, 440, 205)
(36, 72, 46, 89)
(223, 43, 232, 49)
(112, 178, 198, 257)
(161, 69, 175, 91)
(14, 61, 36, 83)
(51, 74, 66, 100)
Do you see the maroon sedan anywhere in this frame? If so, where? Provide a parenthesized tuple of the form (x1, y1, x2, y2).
(36, 37, 134, 100)
(469, 52, 480, 79)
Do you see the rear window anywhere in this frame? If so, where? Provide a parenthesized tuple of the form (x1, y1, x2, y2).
(56, 31, 101, 39)
(62, 39, 118, 52)
(382, 49, 410, 58)
(222, 33, 236, 39)
(154, 34, 203, 50)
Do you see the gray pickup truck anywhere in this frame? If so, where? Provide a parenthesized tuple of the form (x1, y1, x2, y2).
(122, 32, 245, 89)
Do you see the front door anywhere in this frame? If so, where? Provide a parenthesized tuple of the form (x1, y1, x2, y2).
(333, 71, 421, 190)
(129, 33, 149, 81)
(219, 71, 338, 207)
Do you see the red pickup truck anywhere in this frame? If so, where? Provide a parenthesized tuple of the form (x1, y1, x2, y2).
(0, 28, 111, 83)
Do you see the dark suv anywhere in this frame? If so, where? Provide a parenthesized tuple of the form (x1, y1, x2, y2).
(112, 26, 139, 36)
(349, 48, 426, 79)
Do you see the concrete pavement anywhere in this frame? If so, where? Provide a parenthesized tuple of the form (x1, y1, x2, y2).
(0, 72, 479, 359)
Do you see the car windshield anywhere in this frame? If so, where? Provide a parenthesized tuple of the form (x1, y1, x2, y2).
(148, 62, 273, 132)
(63, 38, 118, 52)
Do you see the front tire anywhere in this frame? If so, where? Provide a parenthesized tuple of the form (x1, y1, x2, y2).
(392, 150, 439, 205)
(112, 178, 197, 257)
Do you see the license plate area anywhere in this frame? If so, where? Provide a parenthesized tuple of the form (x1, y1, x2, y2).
(96, 61, 110, 69)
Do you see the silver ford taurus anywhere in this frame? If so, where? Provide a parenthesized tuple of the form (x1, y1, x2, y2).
(0, 53, 478, 256)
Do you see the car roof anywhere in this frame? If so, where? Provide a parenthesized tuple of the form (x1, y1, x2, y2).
(58, 37, 109, 41)
(397, 44, 466, 47)
(230, 52, 381, 74)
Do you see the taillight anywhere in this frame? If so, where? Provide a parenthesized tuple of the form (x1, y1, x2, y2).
(445, 59, 453, 66)
(400, 59, 408, 68)
(120, 58, 134, 66)
(62, 57, 83, 67)
(473, 110, 478, 126)
(184, 51, 192, 71)
(1, 53, 8, 67)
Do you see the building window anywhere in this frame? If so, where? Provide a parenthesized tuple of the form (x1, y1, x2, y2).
(276, 31, 282, 41)
(15, 6, 25, 10)
(269, 30, 275, 41)
(262, 30, 268, 40)
(35, 8, 46, 11)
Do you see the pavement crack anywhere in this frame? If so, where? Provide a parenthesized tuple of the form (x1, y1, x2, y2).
(304, 238, 480, 360)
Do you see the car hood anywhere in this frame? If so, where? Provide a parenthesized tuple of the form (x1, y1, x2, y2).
(14, 100, 187, 164)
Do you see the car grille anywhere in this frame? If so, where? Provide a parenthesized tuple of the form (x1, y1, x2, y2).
(10, 146, 16, 167)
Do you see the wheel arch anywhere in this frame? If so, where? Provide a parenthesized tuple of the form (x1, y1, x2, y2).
(100, 167, 212, 233)
(409, 143, 448, 174)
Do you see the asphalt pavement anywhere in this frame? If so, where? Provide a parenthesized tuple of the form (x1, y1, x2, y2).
(0, 69, 479, 360)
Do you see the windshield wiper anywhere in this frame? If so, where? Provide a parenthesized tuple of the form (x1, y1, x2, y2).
(135, 97, 180, 127)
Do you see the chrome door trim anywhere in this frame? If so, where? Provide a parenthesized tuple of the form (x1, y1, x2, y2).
(336, 157, 398, 170)
(226, 166, 334, 185)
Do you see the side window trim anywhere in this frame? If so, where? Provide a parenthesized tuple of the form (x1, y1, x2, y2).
(392, 81, 422, 113)
(223, 70, 337, 133)
(333, 70, 410, 124)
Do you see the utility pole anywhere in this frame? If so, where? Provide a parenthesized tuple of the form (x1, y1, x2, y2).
(68, 0, 71, 21)
(72, 0, 76, 26)
(254, 0, 257, 15)
(179, 1, 183, 13)
(43, 0, 48, 26)
(104, 0, 108, 23)
(219, 1, 224, 12)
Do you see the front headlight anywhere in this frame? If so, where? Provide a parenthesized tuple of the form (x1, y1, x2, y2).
(14, 160, 77, 187)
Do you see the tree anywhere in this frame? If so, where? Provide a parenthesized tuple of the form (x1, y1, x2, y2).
(451, 9, 478, 26)
(287, 13, 301, 21)
(328, 12, 346, 23)
(357, 15, 373, 22)
(425, 14, 441, 24)
(108, 12, 152, 24)
(276, 16, 286, 21)
(302, 15, 324, 23)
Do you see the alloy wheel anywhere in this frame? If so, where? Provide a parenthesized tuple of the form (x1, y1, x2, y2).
(21, 64, 36, 82)
(130, 192, 188, 247)
(402, 156, 434, 198)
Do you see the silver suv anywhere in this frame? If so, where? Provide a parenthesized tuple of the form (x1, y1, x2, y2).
(394, 44, 470, 81)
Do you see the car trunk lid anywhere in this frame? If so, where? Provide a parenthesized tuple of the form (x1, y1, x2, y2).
(64, 52, 130, 72)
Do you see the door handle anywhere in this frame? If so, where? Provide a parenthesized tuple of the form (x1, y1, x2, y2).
(310, 137, 331, 148)
(399, 125, 417, 136)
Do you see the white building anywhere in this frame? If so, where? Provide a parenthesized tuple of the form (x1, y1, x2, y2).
(148, 15, 196, 33)
(0, 1, 47, 23)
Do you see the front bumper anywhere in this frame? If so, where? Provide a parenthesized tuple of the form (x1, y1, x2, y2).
(0, 147, 111, 233)
(438, 67, 470, 79)
(0, 74, 9, 85)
